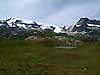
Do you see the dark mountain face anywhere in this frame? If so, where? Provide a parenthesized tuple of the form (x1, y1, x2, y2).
(76, 17, 100, 25)
(76, 17, 89, 25)
(72, 18, 100, 32)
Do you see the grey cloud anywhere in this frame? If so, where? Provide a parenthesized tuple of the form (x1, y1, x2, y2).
(0, 0, 100, 26)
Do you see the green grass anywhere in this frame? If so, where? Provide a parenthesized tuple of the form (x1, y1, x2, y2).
(0, 40, 100, 75)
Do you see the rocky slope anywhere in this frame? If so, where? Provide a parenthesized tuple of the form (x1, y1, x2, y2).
(71, 17, 100, 32)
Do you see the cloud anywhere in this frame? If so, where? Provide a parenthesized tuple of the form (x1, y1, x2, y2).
(0, 0, 100, 26)
(41, 1, 100, 26)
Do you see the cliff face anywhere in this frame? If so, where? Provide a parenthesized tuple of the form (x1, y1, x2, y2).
(72, 18, 100, 32)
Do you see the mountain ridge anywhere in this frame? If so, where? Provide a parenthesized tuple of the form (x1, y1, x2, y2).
(1, 17, 100, 34)
(0, 17, 65, 33)
(71, 17, 100, 33)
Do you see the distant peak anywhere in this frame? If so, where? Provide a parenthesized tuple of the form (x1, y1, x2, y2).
(12, 17, 21, 20)
(76, 17, 89, 25)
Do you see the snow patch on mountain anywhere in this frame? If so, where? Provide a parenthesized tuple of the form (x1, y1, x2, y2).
(36, 22, 62, 33)
(76, 24, 81, 27)
(87, 24, 100, 27)
(0, 17, 64, 33)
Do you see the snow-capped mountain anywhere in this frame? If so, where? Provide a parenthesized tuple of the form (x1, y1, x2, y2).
(0, 17, 63, 33)
(1, 17, 99, 35)
(71, 17, 100, 32)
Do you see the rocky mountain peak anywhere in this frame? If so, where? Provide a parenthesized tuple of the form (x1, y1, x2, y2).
(72, 18, 100, 32)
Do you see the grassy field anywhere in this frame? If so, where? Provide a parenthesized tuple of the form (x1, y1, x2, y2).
(0, 40, 100, 75)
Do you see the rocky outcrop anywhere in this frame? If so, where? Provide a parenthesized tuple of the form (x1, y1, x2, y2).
(72, 17, 100, 32)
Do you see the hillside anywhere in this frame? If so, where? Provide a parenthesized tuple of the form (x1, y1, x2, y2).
(0, 39, 100, 75)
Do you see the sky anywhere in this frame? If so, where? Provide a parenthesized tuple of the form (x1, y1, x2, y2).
(0, 0, 100, 26)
